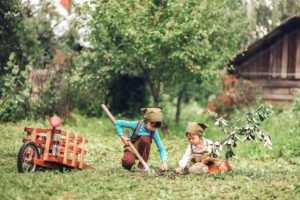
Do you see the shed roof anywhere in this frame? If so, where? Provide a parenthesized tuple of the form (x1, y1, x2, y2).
(232, 15, 300, 66)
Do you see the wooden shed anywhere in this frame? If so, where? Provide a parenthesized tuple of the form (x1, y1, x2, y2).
(232, 15, 300, 103)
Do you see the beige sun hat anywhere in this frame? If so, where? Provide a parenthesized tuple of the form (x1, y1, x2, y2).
(141, 108, 162, 122)
(185, 122, 208, 136)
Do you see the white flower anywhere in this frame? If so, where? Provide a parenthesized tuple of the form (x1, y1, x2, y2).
(264, 135, 272, 149)
(215, 117, 228, 127)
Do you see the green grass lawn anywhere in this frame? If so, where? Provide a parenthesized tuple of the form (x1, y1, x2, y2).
(0, 108, 299, 200)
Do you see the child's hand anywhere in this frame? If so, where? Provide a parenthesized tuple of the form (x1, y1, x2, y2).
(175, 167, 183, 174)
(161, 161, 168, 171)
(120, 136, 130, 145)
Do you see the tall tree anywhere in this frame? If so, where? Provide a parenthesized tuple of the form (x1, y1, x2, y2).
(0, 0, 25, 74)
(87, 0, 249, 132)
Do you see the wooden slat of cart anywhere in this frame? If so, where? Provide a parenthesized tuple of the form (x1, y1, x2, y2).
(33, 157, 62, 169)
(31, 128, 37, 143)
(23, 138, 52, 146)
(59, 137, 83, 146)
(44, 129, 52, 161)
(79, 138, 86, 169)
(59, 146, 82, 154)
(71, 135, 78, 167)
(63, 132, 70, 164)
(25, 127, 49, 133)
(25, 131, 31, 141)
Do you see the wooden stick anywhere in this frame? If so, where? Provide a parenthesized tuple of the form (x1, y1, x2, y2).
(63, 132, 70, 164)
(71, 135, 78, 167)
(79, 138, 86, 169)
(101, 104, 150, 171)
(44, 129, 52, 161)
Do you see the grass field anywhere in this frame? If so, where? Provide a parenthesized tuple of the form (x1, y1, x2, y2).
(0, 105, 299, 199)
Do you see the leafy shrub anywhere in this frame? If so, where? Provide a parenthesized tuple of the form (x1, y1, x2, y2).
(207, 75, 262, 116)
(30, 74, 73, 118)
(209, 105, 273, 159)
(0, 53, 31, 122)
(72, 88, 106, 117)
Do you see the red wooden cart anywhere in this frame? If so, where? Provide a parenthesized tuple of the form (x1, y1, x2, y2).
(17, 124, 93, 173)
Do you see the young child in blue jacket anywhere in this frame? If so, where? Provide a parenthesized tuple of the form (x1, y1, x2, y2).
(115, 108, 168, 171)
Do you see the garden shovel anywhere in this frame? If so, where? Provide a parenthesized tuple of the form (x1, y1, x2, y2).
(101, 104, 150, 171)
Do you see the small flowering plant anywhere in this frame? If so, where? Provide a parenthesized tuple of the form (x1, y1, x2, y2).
(206, 105, 273, 159)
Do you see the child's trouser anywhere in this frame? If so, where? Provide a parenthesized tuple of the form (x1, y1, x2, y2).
(121, 136, 151, 170)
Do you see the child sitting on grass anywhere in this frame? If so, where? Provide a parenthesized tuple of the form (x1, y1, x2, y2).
(175, 122, 231, 174)
(115, 108, 168, 171)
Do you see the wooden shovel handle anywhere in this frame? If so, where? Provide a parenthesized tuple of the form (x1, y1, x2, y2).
(101, 104, 150, 171)
(101, 104, 116, 123)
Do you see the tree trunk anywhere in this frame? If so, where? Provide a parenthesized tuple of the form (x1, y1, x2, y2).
(141, 65, 160, 107)
(152, 88, 160, 108)
(141, 65, 170, 137)
(175, 90, 183, 126)
(148, 80, 170, 137)
(160, 121, 169, 137)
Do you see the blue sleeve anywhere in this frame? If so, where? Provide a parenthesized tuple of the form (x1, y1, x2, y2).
(115, 120, 138, 136)
(153, 130, 167, 162)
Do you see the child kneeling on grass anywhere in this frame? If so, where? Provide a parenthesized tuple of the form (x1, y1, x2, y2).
(175, 122, 231, 174)
(115, 108, 168, 171)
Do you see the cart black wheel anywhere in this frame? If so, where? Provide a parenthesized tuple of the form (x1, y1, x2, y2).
(17, 141, 40, 173)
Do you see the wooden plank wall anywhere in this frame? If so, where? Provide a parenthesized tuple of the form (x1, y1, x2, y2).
(296, 30, 300, 79)
(238, 28, 300, 80)
(270, 40, 282, 79)
(287, 31, 297, 79)
(261, 50, 270, 78)
(281, 36, 288, 79)
(236, 28, 300, 102)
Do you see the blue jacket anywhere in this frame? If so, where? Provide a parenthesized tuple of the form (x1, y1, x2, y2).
(115, 120, 167, 162)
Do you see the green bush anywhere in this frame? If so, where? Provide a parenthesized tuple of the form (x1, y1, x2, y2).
(30, 75, 73, 118)
(0, 53, 31, 122)
(207, 75, 262, 117)
(73, 88, 106, 117)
